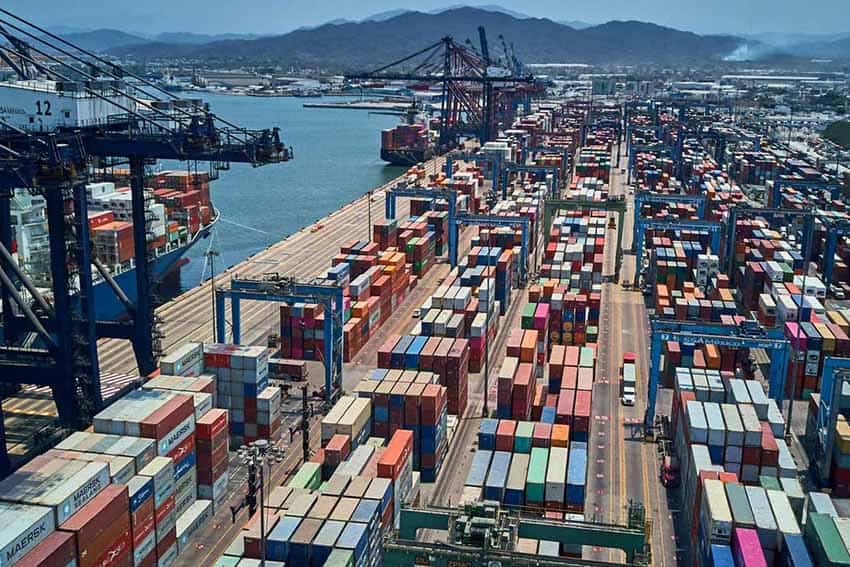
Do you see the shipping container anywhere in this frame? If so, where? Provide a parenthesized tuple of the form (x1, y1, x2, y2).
(485, 451, 511, 502)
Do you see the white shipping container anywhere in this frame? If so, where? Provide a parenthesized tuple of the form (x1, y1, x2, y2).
(545, 447, 568, 504)
(727, 379, 751, 405)
(176, 499, 213, 553)
(775, 439, 796, 478)
(803, 492, 837, 525)
(701, 478, 732, 543)
(766, 400, 785, 438)
(766, 489, 801, 540)
(686, 401, 708, 444)
(160, 342, 204, 376)
(738, 404, 762, 447)
(336, 398, 372, 446)
(703, 402, 726, 447)
(138, 457, 176, 506)
(322, 396, 356, 443)
(693, 373, 710, 401)
(745, 380, 769, 420)
(780, 477, 805, 521)
(0, 502, 55, 566)
(746, 485, 779, 551)
(720, 404, 744, 446)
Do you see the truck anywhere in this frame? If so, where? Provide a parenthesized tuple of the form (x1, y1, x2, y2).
(622, 353, 637, 406)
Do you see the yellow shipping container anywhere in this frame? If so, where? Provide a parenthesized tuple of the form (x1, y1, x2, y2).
(837, 416, 850, 454)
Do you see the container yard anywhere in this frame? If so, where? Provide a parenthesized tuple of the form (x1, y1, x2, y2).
(0, 7, 849, 567)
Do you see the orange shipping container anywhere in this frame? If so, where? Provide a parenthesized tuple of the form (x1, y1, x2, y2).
(520, 330, 538, 363)
(551, 424, 570, 447)
(377, 429, 413, 481)
(704, 344, 721, 370)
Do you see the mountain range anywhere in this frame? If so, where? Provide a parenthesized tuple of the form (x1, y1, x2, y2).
(101, 8, 747, 68)
(45, 27, 263, 50)
(42, 6, 850, 67)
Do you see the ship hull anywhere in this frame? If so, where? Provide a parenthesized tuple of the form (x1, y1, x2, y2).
(92, 220, 216, 320)
(381, 147, 434, 166)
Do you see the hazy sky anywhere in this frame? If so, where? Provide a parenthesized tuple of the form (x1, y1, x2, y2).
(3, 0, 849, 36)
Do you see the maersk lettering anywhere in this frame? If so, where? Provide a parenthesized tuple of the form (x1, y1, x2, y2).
(6, 520, 47, 562)
(73, 473, 106, 509)
(159, 416, 195, 455)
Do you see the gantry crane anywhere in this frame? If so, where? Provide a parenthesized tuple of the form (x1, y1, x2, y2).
(215, 275, 344, 402)
(387, 502, 650, 566)
(0, 10, 291, 475)
(646, 319, 790, 434)
(345, 28, 538, 149)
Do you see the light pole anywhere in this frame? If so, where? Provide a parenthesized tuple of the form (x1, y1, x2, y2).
(367, 189, 373, 242)
(233, 439, 284, 566)
(206, 248, 220, 337)
(483, 228, 494, 418)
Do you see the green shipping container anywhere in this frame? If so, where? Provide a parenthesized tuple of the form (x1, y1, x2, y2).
(522, 304, 536, 329)
(759, 475, 781, 491)
(213, 557, 240, 567)
(526, 447, 548, 503)
(514, 422, 534, 453)
(324, 548, 355, 567)
(579, 347, 594, 368)
(805, 513, 850, 567)
(287, 462, 322, 490)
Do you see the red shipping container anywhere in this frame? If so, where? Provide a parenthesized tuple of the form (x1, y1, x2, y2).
(325, 434, 352, 465)
(91, 524, 132, 567)
(131, 498, 155, 547)
(533, 422, 552, 447)
(496, 420, 517, 451)
(572, 390, 591, 434)
(139, 394, 193, 440)
(556, 389, 575, 425)
(562, 366, 578, 390)
(760, 423, 779, 466)
(378, 429, 413, 480)
(16, 531, 77, 567)
(197, 408, 228, 438)
(155, 494, 176, 528)
(742, 446, 761, 466)
(166, 433, 195, 463)
(59, 484, 129, 565)
(155, 528, 177, 560)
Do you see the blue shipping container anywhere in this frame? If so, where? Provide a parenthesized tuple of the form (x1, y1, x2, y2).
(352, 499, 381, 535)
(310, 520, 346, 567)
(781, 533, 814, 567)
(467, 450, 493, 487)
(479, 419, 498, 450)
(369, 368, 388, 381)
(710, 544, 734, 567)
(405, 336, 428, 369)
(266, 516, 302, 562)
(392, 336, 414, 367)
(566, 442, 587, 506)
(485, 451, 511, 502)
(337, 522, 369, 564)
(541, 407, 556, 424)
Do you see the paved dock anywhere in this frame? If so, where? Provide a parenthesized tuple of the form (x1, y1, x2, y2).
(2, 157, 448, 459)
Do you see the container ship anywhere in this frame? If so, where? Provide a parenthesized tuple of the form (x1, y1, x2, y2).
(0, 78, 219, 320)
(380, 107, 437, 166)
(11, 169, 217, 320)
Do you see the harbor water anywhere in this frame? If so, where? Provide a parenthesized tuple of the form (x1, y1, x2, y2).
(179, 94, 405, 289)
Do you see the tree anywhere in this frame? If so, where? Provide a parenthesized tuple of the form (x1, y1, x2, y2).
(824, 121, 850, 150)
